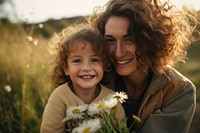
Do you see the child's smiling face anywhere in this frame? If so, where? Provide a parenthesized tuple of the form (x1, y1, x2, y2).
(65, 41, 104, 91)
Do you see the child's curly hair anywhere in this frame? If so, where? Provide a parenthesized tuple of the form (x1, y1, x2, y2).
(48, 23, 111, 88)
(91, 0, 198, 74)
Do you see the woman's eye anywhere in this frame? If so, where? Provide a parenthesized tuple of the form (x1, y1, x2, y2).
(123, 38, 134, 44)
(105, 37, 116, 45)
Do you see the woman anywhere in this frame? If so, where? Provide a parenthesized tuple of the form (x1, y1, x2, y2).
(91, 0, 198, 132)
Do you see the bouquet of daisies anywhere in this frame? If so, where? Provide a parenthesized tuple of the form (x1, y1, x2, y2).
(62, 91, 130, 133)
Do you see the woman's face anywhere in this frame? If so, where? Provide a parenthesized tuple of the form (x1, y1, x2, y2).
(105, 16, 138, 76)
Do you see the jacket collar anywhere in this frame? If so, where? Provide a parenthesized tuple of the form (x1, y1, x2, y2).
(146, 71, 171, 95)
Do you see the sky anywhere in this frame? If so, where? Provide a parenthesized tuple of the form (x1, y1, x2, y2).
(4, 0, 200, 23)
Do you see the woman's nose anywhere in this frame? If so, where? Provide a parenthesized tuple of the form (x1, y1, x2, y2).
(115, 41, 124, 58)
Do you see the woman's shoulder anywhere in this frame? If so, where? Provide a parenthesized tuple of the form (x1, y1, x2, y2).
(149, 66, 196, 107)
(158, 66, 196, 101)
(164, 66, 195, 88)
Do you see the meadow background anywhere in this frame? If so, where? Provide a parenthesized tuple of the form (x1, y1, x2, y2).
(0, 10, 200, 133)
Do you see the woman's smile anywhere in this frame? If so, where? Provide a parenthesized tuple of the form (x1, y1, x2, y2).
(115, 59, 134, 65)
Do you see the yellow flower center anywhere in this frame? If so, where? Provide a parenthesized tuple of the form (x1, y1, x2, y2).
(72, 109, 80, 114)
(114, 95, 121, 100)
(83, 127, 91, 133)
(98, 103, 105, 109)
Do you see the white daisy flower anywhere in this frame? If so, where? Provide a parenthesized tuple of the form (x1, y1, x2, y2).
(105, 93, 115, 99)
(104, 98, 118, 109)
(113, 91, 128, 103)
(67, 104, 88, 119)
(87, 101, 107, 116)
(72, 118, 102, 133)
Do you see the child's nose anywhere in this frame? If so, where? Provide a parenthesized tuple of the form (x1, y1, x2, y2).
(81, 62, 91, 71)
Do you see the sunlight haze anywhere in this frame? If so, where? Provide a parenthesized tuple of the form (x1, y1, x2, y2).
(11, 0, 200, 23)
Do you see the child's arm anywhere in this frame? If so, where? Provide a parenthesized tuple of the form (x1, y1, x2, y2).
(40, 92, 66, 133)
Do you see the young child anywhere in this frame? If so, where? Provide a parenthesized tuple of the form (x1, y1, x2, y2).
(40, 24, 125, 133)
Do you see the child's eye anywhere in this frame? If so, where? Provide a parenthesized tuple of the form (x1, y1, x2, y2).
(72, 59, 82, 63)
(91, 58, 101, 63)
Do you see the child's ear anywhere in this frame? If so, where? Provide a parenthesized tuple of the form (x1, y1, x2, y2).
(63, 67, 69, 76)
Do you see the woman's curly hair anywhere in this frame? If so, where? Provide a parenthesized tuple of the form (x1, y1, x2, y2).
(48, 23, 111, 88)
(90, 0, 198, 74)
